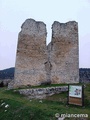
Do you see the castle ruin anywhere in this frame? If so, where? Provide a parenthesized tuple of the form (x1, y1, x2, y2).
(8, 19, 79, 88)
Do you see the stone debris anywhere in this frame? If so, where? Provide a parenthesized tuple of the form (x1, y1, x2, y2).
(39, 100, 43, 103)
(4, 110, 7, 112)
(1, 102, 5, 106)
(58, 117, 65, 120)
(18, 86, 68, 99)
(5, 104, 9, 108)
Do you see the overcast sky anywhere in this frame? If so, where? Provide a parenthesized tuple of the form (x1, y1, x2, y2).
(0, 0, 90, 70)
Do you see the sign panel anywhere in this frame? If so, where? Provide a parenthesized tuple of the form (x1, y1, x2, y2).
(69, 85, 82, 98)
(68, 85, 84, 106)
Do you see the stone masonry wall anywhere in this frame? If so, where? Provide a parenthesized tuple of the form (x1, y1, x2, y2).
(49, 21, 79, 84)
(18, 86, 68, 99)
(10, 19, 48, 88)
(8, 19, 79, 89)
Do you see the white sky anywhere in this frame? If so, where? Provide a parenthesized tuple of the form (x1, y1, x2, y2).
(0, 0, 90, 70)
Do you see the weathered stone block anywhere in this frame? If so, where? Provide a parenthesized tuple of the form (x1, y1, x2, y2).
(18, 86, 68, 99)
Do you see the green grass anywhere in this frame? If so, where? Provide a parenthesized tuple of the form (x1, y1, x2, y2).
(0, 83, 90, 120)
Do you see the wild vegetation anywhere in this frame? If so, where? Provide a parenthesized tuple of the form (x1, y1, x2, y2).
(0, 83, 90, 120)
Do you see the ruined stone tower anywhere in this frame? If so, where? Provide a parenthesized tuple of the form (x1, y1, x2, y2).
(49, 21, 79, 83)
(8, 19, 79, 88)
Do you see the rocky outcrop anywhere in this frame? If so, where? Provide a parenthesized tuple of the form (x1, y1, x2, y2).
(8, 19, 79, 89)
(18, 86, 68, 99)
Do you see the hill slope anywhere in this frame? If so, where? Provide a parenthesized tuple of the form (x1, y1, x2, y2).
(0, 67, 15, 80)
(79, 68, 90, 83)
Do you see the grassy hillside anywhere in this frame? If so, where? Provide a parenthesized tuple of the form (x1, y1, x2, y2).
(0, 83, 90, 120)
